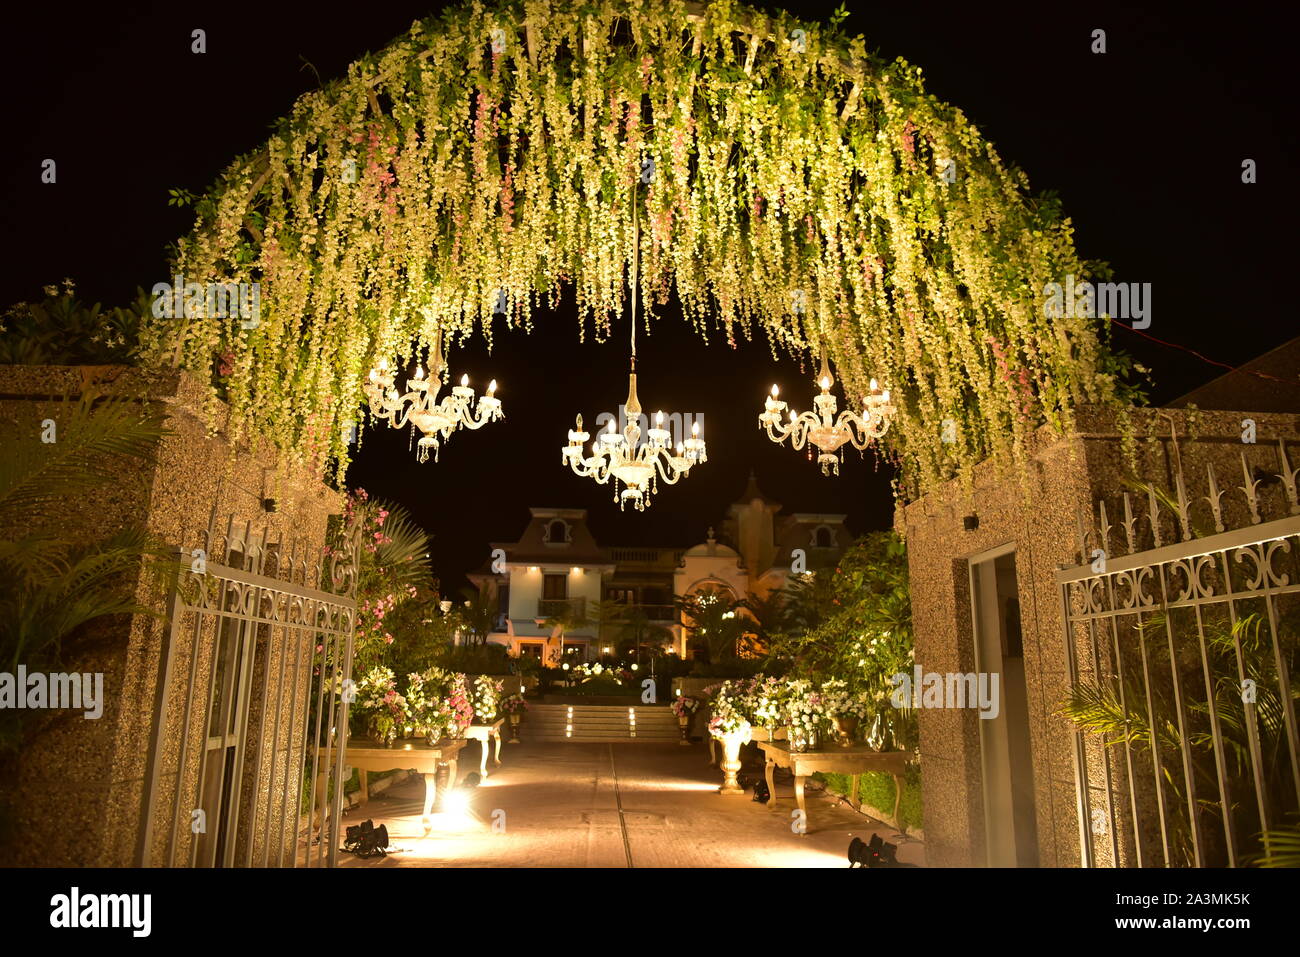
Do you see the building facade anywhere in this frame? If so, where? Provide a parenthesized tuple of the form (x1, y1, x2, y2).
(469, 475, 851, 661)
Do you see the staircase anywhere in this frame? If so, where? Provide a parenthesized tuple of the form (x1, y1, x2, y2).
(518, 704, 680, 742)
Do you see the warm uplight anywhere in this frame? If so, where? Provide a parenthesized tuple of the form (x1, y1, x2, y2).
(528, 565, 538, 573)
(602, 646, 611, 654)
(571, 566, 581, 574)
(441, 789, 471, 816)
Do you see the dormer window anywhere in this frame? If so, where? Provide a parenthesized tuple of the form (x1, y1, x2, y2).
(545, 519, 570, 544)
(812, 526, 834, 549)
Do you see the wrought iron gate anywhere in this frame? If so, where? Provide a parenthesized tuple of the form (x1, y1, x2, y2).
(136, 515, 357, 867)
(1058, 442, 1300, 867)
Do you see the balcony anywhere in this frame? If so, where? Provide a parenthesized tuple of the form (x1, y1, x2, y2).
(606, 603, 677, 622)
(537, 597, 585, 620)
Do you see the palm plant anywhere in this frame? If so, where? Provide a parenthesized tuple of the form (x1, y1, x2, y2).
(676, 588, 746, 662)
(1059, 611, 1300, 866)
(0, 390, 174, 750)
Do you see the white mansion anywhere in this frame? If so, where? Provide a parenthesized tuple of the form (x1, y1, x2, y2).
(468, 473, 850, 662)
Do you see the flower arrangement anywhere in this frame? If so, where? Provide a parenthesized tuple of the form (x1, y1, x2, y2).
(671, 695, 699, 718)
(403, 667, 473, 740)
(783, 679, 827, 739)
(470, 675, 505, 723)
(151, 0, 1132, 503)
(355, 666, 408, 745)
(705, 681, 752, 741)
(820, 678, 872, 720)
(501, 692, 528, 715)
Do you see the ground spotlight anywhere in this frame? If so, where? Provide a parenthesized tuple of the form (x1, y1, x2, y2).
(848, 834, 908, 868)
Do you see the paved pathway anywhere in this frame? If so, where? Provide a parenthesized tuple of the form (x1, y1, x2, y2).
(333, 740, 925, 868)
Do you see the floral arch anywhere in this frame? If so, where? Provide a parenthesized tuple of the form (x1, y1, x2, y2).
(145, 0, 1130, 498)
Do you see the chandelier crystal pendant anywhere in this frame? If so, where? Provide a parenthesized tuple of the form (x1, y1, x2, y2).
(561, 197, 706, 511)
(759, 350, 895, 476)
(362, 332, 503, 463)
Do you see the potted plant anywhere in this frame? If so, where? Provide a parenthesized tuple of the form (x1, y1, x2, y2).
(706, 682, 752, 793)
(784, 680, 827, 753)
(821, 678, 871, 747)
(671, 695, 699, 745)
(501, 692, 528, 743)
(356, 666, 407, 747)
(470, 675, 504, 724)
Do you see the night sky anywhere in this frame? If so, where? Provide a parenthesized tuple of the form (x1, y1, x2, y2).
(4, 1, 1295, 591)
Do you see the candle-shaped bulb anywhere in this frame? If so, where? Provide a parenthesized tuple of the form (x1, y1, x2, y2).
(378, 358, 389, 372)
(414, 365, 424, 380)
(869, 378, 879, 391)
(820, 376, 831, 391)
(656, 410, 664, 425)
(691, 421, 700, 436)
(608, 420, 616, 432)
(460, 373, 469, 387)
(487, 379, 497, 395)
(882, 389, 891, 401)
(771, 384, 779, 398)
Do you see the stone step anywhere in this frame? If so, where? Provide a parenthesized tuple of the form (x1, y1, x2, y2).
(517, 703, 683, 741)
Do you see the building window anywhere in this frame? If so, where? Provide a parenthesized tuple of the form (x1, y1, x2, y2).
(605, 587, 635, 605)
(546, 519, 569, 543)
(813, 526, 833, 548)
(543, 574, 568, 600)
(518, 642, 544, 660)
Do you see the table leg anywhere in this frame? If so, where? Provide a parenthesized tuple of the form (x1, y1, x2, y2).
(794, 774, 807, 834)
(765, 758, 778, 811)
(315, 770, 329, 838)
(421, 773, 437, 828)
(892, 772, 905, 831)
(479, 737, 489, 778)
(447, 756, 459, 789)
(492, 730, 502, 766)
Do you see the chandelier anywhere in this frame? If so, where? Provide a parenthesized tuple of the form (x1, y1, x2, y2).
(363, 332, 503, 463)
(561, 199, 706, 510)
(759, 350, 895, 475)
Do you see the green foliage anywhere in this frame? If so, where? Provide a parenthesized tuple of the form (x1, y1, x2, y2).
(766, 532, 916, 750)
(0, 391, 175, 753)
(677, 587, 747, 662)
(1, 284, 151, 367)
(151, 0, 1130, 496)
(816, 763, 924, 831)
(1059, 611, 1300, 866)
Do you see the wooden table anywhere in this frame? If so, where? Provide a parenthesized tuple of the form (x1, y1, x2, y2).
(758, 741, 908, 834)
(463, 719, 504, 778)
(315, 737, 466, 832)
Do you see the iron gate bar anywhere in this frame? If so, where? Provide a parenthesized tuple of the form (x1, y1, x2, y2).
(138, 513, 357, 868)
(1059, 499, 1299, 867)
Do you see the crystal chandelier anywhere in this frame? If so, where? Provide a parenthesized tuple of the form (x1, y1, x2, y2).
(561, 200, 706, 510)
(759, 350, 895, 475)
(362, 332, 503, 463)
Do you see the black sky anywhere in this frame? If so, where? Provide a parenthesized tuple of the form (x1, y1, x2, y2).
(3, 1, 1296, 591)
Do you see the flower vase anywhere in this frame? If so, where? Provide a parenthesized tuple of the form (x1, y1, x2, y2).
(790, 730, 809, 753)
(508, 712, 521, 744)
(718, 732, 746, 794)
(833, 715, 858, 748)
(677, 714, 691, 746)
